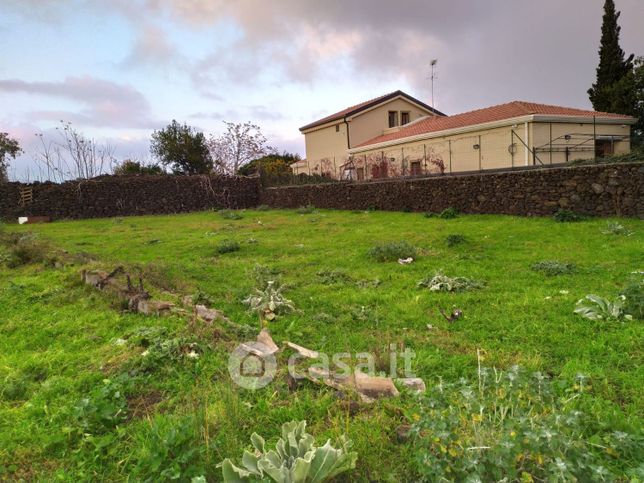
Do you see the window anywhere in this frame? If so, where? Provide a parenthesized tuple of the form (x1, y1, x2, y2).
(388, 111, 398, 128)
(401, 112, 410, 125)
(357, 167, 365, 181)
(411, 161, 421, 176)
(335, 124, 340, 132)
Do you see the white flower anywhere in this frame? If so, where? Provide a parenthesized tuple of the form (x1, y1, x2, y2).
(141, 350, 149, 357)
(187, 350, 200, 360)
(114, 338, 126, 346)
(559, 290, 569, 295)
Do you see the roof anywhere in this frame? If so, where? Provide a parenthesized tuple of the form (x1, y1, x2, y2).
(355, 101, 635, 148)
(299, 90, 445, 132)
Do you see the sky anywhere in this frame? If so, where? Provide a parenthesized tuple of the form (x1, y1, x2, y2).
(1, 0, 643, 181)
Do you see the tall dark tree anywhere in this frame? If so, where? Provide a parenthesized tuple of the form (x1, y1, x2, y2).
(588, 0, 634, 113)
(0, 132, 22, 182)
(150, 120, 213, 175)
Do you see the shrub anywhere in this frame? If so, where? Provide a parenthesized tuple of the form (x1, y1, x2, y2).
(250, 263, 282, 288)
(74, 379, 128, 435)
(574, 294, 632, 321)
(620, 278, 643, 320)
(132, 415, 205, 481)
(216, 240, 240, 254)
(219, 420, 357, 482)
(368, 241, 417, 262)
(553, 209, 586, 222)
(317, 269, 354, 285)
(0, 232, 54, 268)
(123, 327, 202, 373)
(219, 210, 243, 220)
(445, 234, 466, 247)
(256, 204, 270, 211)
(192, 289, 214, 306)
(296, 204, 316, 214)
(602, 222, 634, 236)
(439, 207, 458, 219)
(423, 212, 436, 218)
(243, 280, 295, 325)
(418, 272, 483, 292)
(410, 364, 643, 481)
(531, 260, 576, 276)
(0, 375, 28, 401)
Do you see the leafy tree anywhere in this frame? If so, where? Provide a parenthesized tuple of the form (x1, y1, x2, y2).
(208, 122, 274, 175)
(150, 120, 213, 175)
(237, 152, 301, 176)
(113, 159, 164, 176)
(0, 132, 21, 182)
(587, 0, 635, 113)
(630, 57, 644, 146)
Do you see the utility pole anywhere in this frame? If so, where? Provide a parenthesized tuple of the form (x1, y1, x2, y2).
(429, 59, 438, 109)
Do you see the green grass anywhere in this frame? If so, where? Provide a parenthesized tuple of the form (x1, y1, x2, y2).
(0, 209, 642, 480)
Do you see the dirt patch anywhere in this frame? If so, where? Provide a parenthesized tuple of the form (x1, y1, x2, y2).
(127, 390, 164, 419)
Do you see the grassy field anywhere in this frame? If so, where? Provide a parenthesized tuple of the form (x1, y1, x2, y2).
(0, 209, 642, 481)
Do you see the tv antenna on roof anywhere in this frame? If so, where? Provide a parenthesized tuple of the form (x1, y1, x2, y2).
(429, 59, 438, 109)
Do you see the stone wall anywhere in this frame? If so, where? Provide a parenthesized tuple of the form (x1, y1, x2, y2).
(0, 174, 260, 220)
(1, 163, 641, 221)
(260, 162, 643, 217)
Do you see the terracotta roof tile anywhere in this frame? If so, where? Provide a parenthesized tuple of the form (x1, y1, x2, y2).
(300, 90, 444, 131)
(356, 101, 634, 148)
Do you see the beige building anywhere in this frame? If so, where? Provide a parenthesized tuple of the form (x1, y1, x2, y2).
(294, 92, 636, 180)
(293, 90, 443, 177)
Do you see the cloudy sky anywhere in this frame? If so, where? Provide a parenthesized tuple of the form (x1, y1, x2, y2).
(2, 0, 643, 180)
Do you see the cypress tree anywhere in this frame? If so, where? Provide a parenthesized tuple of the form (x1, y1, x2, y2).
(588, 0, 634, 112)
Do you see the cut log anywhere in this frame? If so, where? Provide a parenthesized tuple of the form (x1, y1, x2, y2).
(256, 328, 279, 355)
(134, 299, 174, 315)
(354, 371, 400, 399)
(286, 341, 319, 359)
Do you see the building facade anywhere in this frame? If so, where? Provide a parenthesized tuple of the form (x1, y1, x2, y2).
(295, 93, 636, 180)
(293, 91, 443, 177)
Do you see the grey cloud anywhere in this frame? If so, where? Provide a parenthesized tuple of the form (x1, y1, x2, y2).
(120, 23, 188, 70)
(0, 77, 157, 128)
(108, 0, 643, 114)
(3, 0, 644, 122)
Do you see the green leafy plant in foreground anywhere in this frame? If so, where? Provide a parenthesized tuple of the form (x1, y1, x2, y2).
(368, 241, 417, 262)
(219, 420, 357, 482)
(602, 221, 634, 236)
(574, 294, 632, 321)
(445, 234, 466, 247)
(418, 272, 483, 292)
(531, 260, 576, 276)
(243, 280, 295, 326)
(296, 204, 317, 214)
(410, 363, 644, 481)
(553, 209, 586, 222)
(220, 209, 243, 220)
(620, 278, 643, 320)
(132, 415, 205, 481)
(439, 207, 459, 219)
(73, 379, 128, 435)
(216, 239, 240, 254)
